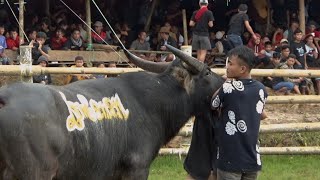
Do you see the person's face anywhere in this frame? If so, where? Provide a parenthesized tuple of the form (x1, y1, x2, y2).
(39, 61, 47, 67)
(309, 25, 316, 32)
(0, 27, 5, 35)
(36, 38, 45, 45)
(291, 22, 299, 30)
(41, 23, 49, 30)
(265, 45, 272, 52)
(10, 31, 18, 39)
(287, 58, 295, 66)
(72, 31, 81, 40)
(306, 36, 314, 44)
(75, 60, 84, 67)
(254, 37, 261, 45)
(94, 25, 103, 32)
(139, 32, 147, 41)
(29, 31, 37, 40)
(108, 63, 116, 68)
(294, 32, 303, 41)
(56, 30, 64, 38)
(282, 48, 290, 57)
(160, 32, 168, 40)
(226, 56, 247, 78)
(272, 57, 281, 65)
(98, 63, 105, 68)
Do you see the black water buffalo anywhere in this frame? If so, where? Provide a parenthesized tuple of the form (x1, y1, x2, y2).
(0, 45, 224, 179)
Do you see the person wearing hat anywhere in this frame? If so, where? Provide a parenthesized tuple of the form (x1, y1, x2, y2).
(227, 4, 257, 48)
(33, 55, 52, 85)
(156, 26, 177, 62)
(189, 0, 214, 62)
(274, 39, 289, 53)
(30, 31, 50, 65)
(92, 21, 107, 44)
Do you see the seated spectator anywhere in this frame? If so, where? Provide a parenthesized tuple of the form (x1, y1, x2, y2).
(262, 41, 275, 58)
(213, 31, 232, 54)
(6, 27, 20, 51)
(65, 56, 93, 84)
(92, 21, 107, 44)
(51, 28, 67, 50)
(304, 34, 319, 68)
(171, 26, 184, 48)
(129, 30, 150, 59)
(93, 62, 108, 79)
(275, 38, 289, 53)
(156, 27, 177, 62)
(109, 29, 123, 47)
(272, 26, 284, 47)
(31, 31, 50, 65)
(262, 52, 281, 88)
(63, 29, 85, 51)
(306, 23, 320, 38)
(40, 18, 52, 45)
(0, 25, 7, 64)
(247, 33, 270, 68)
(280, 45, 290, 62)
(33, 56, 52, 85)
(26, 29, 37, 42)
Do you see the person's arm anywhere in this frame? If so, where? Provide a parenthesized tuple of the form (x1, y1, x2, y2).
(208, 21, 213, 28)
(189, 12, 196, 27)
(244, 21, 256, 40)
(261, 111, 267, 120)
(38, 44, 50, 59)
(304, 53, 308, 69)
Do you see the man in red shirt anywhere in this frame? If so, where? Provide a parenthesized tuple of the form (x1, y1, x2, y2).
(92, 21, 107, 44)
(6, 27, 20, 51)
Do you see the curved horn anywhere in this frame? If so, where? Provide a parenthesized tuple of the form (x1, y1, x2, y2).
(123, 49, 170, 73)
(165, 44, 204, 72)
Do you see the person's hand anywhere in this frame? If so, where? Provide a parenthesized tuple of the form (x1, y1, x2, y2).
(254, 53, 259, 57)
(260, 50, 266, 54)
(38, 43, 42, 50)
(252, 34, 257, 40)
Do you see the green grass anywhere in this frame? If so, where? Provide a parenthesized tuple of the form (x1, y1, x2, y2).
(149, 155, 320, 180)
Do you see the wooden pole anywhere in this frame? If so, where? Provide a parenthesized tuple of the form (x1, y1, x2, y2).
(144, 0, 159, 32)
(299, 0, 305, 34)
(86, 0, 92, 48)
(182, 9, 188, 46)
(266, 0, 271, 35)
(44, 0, 50, 17)
(178, 122, 320, 137)
(159, 147, 320, 155)
(18, 0, 24, 45)
(19, 45, 33, 83)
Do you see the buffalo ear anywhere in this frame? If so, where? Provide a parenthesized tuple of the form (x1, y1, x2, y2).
(170, 66, 194, 95)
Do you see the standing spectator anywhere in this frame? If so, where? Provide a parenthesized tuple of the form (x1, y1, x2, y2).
(63, 29, 85, 51)
(50, 28, 67, 50)
(211, 46, 267, 180)
(157, 27, 177, 62)
(227, 4, 257, 48)
(31, 32, 50, 65)
(290, 29, 307, 69)
(304, 34, 319, 68)
(189, 0, 214, 62)
(247, 33, 269, 68)
(6, 27, 20, 51)
(33, 56, 52, 85)
(283, 20, 299, 44)
(130, 30, 151, 59)
(92, 21, 107, 44)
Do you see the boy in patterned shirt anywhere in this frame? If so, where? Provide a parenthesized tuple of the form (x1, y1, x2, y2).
(211, 46, 267, 180)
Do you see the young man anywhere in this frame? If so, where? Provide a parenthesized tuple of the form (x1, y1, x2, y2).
(92, 21, 107, 44)
(157, 27, 177, 62)
(290, 29, 306, 69)
(189, 0, 214, 62)
(130, 30, 151, 59)
(33, 55, 52, 85)
(63, 29, 85, 51)
(6, 27, 20, 51)
(65, 56, 92, 84)
(211, 46, 267, 180)
(227, 4, 257, 48)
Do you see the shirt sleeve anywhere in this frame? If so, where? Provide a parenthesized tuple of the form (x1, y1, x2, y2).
(243, 14, 249, 22)
(208, 11, 214, 21)
(191, 11, 196, 21)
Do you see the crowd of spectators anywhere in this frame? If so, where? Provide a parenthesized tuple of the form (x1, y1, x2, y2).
(0, 1, 319, 94)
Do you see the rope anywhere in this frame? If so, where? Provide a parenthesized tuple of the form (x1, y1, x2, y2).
(59, 0, 129, 64)
(5, 0, 29, 43)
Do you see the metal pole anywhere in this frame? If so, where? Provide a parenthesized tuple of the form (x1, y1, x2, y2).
(86, 0, 92, 48)
(18, 0, 24, 45)
(19, 45, 33, 83)
(299, 0, 305, 34)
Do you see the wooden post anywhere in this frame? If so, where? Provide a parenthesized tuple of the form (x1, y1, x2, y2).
(299, 0, 305, 34)
(266, 0, 271, 35)
(19, 45, 33, 83)
(144, 0, 159, 32)
(18, 0, 24, 45)
(44, 0, 50, 17)
(86, 0, 92, 48)
(182, 9, 188, 46)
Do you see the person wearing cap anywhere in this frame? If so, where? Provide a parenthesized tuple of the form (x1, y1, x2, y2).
(92, 21, 107, 44)
(157, 26, 177, 62)
(227, 4, 257, 48)
(274, 38, 289, 53)
(33, 55, 52, 85)
(189, 0, 214, 62)
(30, 31, 50, 65)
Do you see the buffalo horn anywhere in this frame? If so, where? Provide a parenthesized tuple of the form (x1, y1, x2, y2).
(123, 49, 169, 73)
(165, 44, 204, 72)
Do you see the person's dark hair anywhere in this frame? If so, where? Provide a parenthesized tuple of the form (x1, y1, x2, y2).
(36, 31, 47, 39)
(41, 18, 50, 26)
(273, 52, 281, 59)
(138, 30, 147, 36)
(94, 62, 105, 67)
(281, 45, 290, 51)
(0, 24, 4, 29)
(238, 4, 248, 12)
(294, 29, 302, 35)
(287, 54, 296, 60)
(290, 20, 299, 26)
(264, 41, 272, 47)
(227, 45, 255, 71)
(9, 27, 18, 33)
(304, 34, 314, 43)
(56, 28, 65, 35)
(72, 28, 80, 34)
(75, 56, 84, 61)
